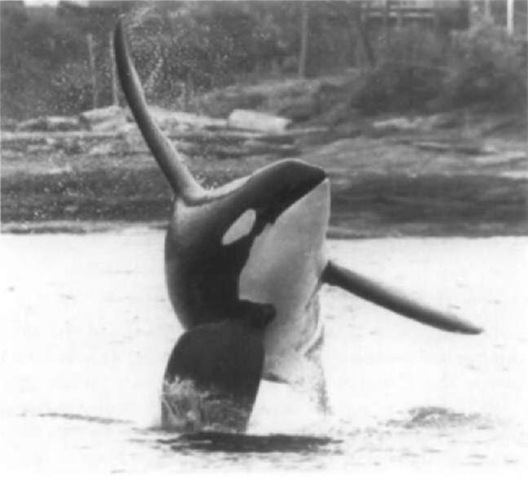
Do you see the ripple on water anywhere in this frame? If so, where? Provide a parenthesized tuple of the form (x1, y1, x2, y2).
(35, 412, 131, 426)
(158, 431, 342, 454)
(390, 406, 492, 430)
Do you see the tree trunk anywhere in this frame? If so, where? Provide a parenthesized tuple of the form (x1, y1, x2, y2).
(432, 0, 440, 34)
(298, 1, 309, 78)
(383, 0, 391, 45)
(354, 3, 376, 68)
(86, 33, 98, 109)
(506, 0, 514, 35)
(109, 31, 118, 106)
(484, 0, 491, 20)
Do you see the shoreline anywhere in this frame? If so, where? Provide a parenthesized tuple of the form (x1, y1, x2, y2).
(2, 220, 527, 238)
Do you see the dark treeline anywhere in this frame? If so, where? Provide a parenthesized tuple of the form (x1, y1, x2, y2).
(1, 0, 526, 122)
(2, 0, 365, 120)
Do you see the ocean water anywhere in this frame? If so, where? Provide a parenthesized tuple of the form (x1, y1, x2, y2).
(1, 230, 527, 473)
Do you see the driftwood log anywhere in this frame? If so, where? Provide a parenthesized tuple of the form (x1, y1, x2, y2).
(228, 109, 291, 134)
(16, 116, 81, 132)
(3, 108, 324, 159)
(79, 105, 127, 130)
(1, 128, 318, 159)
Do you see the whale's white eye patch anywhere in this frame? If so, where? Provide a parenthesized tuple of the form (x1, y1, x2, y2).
(222, 209, 257, 245)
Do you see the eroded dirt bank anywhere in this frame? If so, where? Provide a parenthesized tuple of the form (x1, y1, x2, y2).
(2, 111, 527, 237)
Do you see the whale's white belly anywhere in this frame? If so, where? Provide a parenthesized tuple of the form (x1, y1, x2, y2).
(238, 179, 330, 383)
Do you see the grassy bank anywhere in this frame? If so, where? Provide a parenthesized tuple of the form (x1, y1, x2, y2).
(2, 135, 527, 237)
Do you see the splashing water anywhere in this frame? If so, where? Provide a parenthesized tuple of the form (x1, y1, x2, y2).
(161, 379, 251, 434)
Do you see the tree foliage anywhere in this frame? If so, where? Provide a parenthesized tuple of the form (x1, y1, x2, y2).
(352, 21, 527, 114)
(1, 1, 524, 121)
(1, 1, 365, 120)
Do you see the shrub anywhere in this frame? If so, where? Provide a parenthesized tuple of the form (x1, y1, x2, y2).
(351, 22, 527, 114)
(352, 26, 448, 114)
(444, 21, 527, 110)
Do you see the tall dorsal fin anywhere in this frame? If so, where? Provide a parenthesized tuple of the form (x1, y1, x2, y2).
(114, 17, 205, 203)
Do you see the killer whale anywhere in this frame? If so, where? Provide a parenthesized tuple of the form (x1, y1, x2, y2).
(114, 18, 482, 433)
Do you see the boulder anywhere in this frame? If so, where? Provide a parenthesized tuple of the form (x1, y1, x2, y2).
(228, 109, 291, 134)
(140, 106, 228, 132)
(80, 106, 127, 131)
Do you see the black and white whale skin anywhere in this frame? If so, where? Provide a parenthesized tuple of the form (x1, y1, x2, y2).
(161, 301, 274, 432)
(114, 18, 482, 433)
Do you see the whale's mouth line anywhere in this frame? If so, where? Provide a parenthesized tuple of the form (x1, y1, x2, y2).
(255, 175, 328, 227)
(268, 177, 329, 227)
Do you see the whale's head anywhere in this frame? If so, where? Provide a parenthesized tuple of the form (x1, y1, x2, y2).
(164, 159, 330, 333)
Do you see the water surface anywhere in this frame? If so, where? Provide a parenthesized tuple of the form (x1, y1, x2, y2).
(1, 231, 526, 472)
